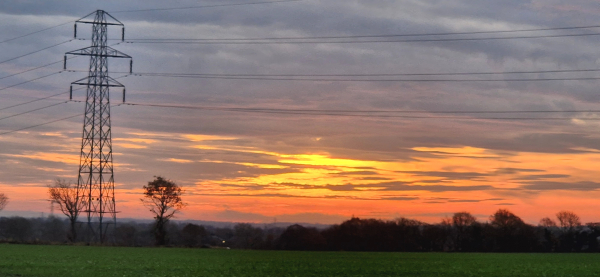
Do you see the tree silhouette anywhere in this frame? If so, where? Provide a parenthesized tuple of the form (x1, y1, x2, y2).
(489, 209, 537, 252)
(0, 193, 7, 211)
(555, 211, 582, 251)
(181, 223, 206, 247)
(556, 211, 581, 232)
(539, 217, 557, 227)
(141, 176, 185, 246)
(277, 224, 326, 251)
(48, 179, 83, 242)
(452, 212, 477, 251)
(233, 223, 264, 249)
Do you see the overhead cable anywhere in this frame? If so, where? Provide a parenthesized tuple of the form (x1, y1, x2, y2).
(0, 39, 73, 66)
(0, 87, 84, 112)
(111, 0, 302, 13)
(0, 91, 68, 111)
(99, 68, 600, 77)
(0, 71, 62, 93)
(0, 59, 64, 81)
(0, 113, 79, 136)
(125, 24, 600, 41)
(123, 33, 600, 45)
(0, 101, 68, 122)
(123, 73, 600, 82)
(0, 21, 72, 44)
(121, 102, 600, 121)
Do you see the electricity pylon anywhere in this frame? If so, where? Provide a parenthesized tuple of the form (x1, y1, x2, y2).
(64, 10, 132, 243)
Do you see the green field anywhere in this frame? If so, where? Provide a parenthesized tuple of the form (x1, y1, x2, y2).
(0, 244, 599, 276)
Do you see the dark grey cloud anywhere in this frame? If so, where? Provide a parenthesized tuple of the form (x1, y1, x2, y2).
(329, 170, 379, 176)
(493, 168, 545, 175)
(376, 182, 495, 192)
(358, 177, 393, 181)
(399, 171, 489, 181)
(218, 183, 279, 191)
(276, 181, 494, 192)
(380, 196, 420, 201)
(448, 199, 484, 203)
(201, 192, 384, 201)
(511, 174, 571, 181)
(523, 181, 600, 191)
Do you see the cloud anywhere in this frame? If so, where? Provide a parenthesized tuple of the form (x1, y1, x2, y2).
(511, 174, 571, 181)
(399, 171, 490, 181)
(381, 196, 420, 201)
(3, 0, 600, 223)
(448, 199, 484, 203)
(212, 210, 347, 224)
(375, 182, 495, 192)
(329, 170, 380, 176)
(275, 181, 494, 193)
(493, 168, 545, 175)
(522, 181, 600, 191)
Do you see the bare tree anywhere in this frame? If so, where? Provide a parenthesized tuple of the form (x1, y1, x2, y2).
(452, 212, 477, 250)
(0, 193, 8, 211)
(48, 179, 83, 242)
(539, 217, 557, 228)
(490, 209, 524, 229)
(141, 176, 185, 246)
(452, 212, 477, 228)
(556, 211, 581, 232)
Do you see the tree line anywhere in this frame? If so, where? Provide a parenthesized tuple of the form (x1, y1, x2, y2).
(0, 209, 599, 252)
(1, 177, 600, 252)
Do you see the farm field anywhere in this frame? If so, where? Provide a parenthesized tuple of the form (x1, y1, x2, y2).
(0, 244, 599, 276)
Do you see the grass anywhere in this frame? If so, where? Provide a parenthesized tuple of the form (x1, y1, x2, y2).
(0, 244, 599, 276)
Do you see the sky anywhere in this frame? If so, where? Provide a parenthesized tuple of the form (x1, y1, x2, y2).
(1, 0, 600, 225)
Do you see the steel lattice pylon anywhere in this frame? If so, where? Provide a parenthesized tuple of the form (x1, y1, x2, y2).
(64, 10, 132, 243)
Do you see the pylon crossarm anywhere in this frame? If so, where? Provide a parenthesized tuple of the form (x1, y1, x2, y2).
(66, 46, 132, 59)
(74, 11, 98, 24)
(104, 13, 124, 26)
(71, 76, 125, 88)
(76, 10, 124, 26)
(107, 76, 125, 87)
(76, 21, 124, 26)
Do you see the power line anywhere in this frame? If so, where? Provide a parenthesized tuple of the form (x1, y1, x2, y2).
(0, 101, 68, 122)
(125, 24, 600, 41)
(0, 103, 124, 136)
(124, 73, 600, 82)
(0, 113, 79, 136)
(0, 1, 295, 46)
(0, 59, 84, 111)
(0, 59, 64, 81)
(0, 40, 73, 66)
(109, 68, 600, 77)
(0, 71, 62, 93)
(110, 0, 302, 13)
(0, 21, 72, 44)
(0, 91, 68, 111)
(121, 102, 600, 121)
(3, 99, 597, 137)
(0, 87, 84, 112)
(124, 32, 600, 45)
(0, 50, 85, 83)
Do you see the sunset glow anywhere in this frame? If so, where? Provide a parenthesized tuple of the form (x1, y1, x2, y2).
(1, 1, 600, 227)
